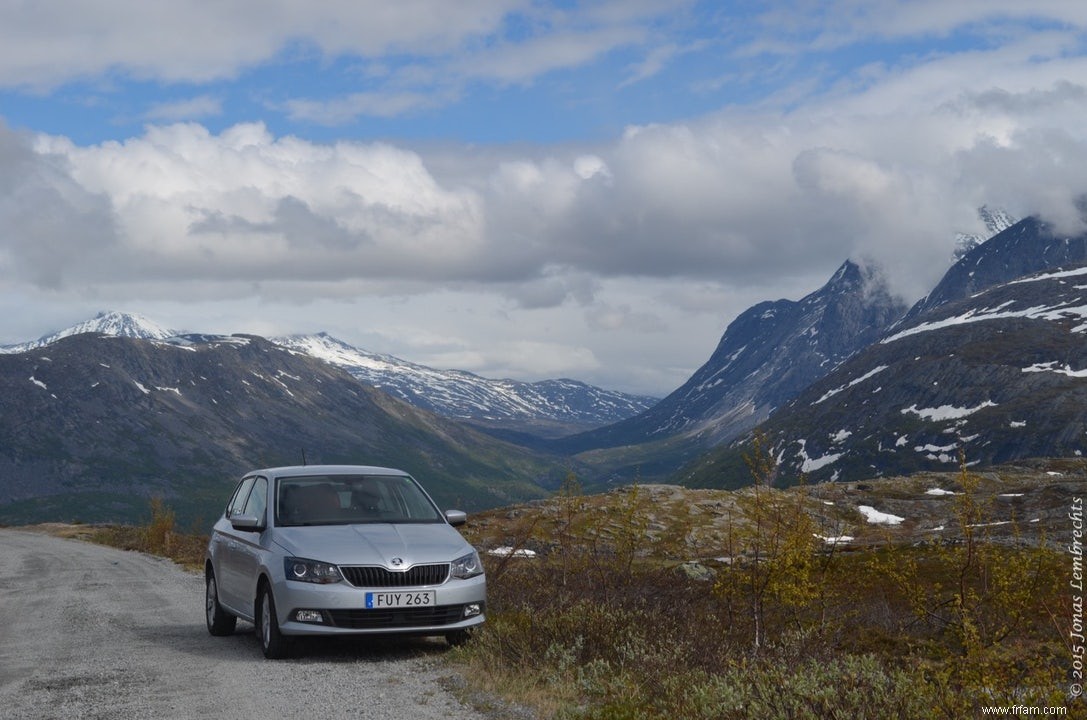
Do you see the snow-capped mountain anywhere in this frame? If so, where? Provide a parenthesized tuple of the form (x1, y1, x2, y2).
(0, 332, 556, 524)
(684, 216, 1087, 485)
(952, 205, 1018, 261)
(1, 311, 178, 353)
(906, 214, 1087, 323)
(555, 259, 908, 457)
(273, 332, 658, 435)
(2, 312, 656, 435)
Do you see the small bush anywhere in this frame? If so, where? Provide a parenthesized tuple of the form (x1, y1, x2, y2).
(89, 498, 208, 570)
(143, 496, 176, 555)
(676, 654, 937, 720)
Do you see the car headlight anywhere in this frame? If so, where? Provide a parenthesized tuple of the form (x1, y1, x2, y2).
(284, 557, 343, 584)
(450, 549, 484, 580)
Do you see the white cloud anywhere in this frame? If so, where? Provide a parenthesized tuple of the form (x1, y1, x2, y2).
(620, 43, 680, 88)
(584, 303, 667, 333)
(143, 95, 223, 122)
(573, 155, 610, 181)
(0, 1, 523, 89)
(0, 122, 117, 289)
(283, 91, 443, 124)
(751, 1, 1087, 53)
(454, 25, 645, 86)
(429, 339, 600, 380)
(5, 3, 1087, 395)
(29, 122, 493, 288)
(8, 52, 1087, 388)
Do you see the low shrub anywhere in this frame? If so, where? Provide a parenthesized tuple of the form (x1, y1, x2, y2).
(455, 453, 1074, 718)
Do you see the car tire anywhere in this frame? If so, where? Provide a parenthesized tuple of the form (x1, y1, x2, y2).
(445, 628, 474, 647)
(205, 569, 237, 636)
(257, 582, 290, 659)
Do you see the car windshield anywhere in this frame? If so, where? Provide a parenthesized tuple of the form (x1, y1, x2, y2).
(274, 474, 444, 527)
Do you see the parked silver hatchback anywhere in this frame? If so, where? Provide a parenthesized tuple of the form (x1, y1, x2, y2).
(204, 465, 486, 658)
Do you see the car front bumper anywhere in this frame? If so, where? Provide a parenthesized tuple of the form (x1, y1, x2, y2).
(272, 574, 486, 637)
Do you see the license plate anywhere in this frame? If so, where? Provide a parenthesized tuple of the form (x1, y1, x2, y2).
(365, 590, 436, 609)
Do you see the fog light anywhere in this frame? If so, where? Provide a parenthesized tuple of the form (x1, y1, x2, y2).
(463, 603, 482, 618)
(294, 609, 324, 623)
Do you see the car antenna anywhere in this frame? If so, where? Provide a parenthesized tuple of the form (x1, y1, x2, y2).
(301, 448, 308, 466)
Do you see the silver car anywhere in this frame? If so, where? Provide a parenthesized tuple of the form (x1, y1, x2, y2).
(204, 465, 486, 658)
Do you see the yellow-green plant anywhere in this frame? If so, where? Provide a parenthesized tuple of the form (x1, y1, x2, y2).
(554, 469, 591, 592)
(868, 458, 1065, 713)
(87, 498, 207, 569)
(549, 473, 662, 603)
(143, 496, 176, 555)
(715, 432, 821, 651)
(454, 451, 1071, 719)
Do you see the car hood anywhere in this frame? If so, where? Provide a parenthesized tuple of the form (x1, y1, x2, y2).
(270, 523, 472, 568)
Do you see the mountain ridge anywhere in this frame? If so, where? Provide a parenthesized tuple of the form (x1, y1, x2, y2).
(551, 258, 909, 460)
(272, 332, 658, 436)
(681, 216, 1087, 487)
(2, 313, 657, 436)
(0, 332, 560, 525)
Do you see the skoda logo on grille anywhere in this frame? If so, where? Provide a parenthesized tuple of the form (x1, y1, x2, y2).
(389, 557, 403, 567)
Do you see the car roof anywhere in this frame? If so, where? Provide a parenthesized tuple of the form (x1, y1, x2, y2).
(247, 464, 411, 479)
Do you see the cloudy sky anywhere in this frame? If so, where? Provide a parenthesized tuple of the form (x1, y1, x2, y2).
(2, 1, 1087, 397)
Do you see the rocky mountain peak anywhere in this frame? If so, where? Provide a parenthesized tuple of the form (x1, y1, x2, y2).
(62, 310, 177, 340)
(1, 311, 179, 354)
(907, 215, 1087, 324)
(978, 205, 1018, 236)
(826, 258, 861, 288)
(953, 205, 1018, 262)
(680, 214, 1087, 487)
(553, 258, 908, 460)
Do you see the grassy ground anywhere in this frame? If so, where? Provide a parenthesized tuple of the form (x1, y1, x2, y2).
(452, 464, 1081, 719)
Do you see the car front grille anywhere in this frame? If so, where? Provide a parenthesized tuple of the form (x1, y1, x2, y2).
(327, 604, 468, 629)
(339, 563, 450, 588)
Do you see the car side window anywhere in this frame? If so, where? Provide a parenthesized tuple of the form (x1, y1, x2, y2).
(242, 477, 268, 523)
(227, 477, 256, 518)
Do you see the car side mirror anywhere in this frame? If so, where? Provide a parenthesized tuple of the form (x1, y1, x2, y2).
(444, 509, 467, 527)
(230, 514, 263, 532)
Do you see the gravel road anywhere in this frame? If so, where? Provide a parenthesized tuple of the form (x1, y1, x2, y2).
(0, 528, 492, 720)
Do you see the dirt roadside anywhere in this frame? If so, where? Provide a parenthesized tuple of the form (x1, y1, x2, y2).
(0, 528, 490, 720)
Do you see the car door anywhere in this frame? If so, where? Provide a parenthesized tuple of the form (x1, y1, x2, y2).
(231, 475, 269, 611)
(214, 476, 256, 612)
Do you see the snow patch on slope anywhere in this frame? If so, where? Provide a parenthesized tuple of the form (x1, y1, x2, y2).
(857, 505, 906, 525)
(1023, 361, 1087, 378)
(882, 300, 1087, 344)
(901, 401, 996, 421)
(813, 365, 888, 404)
(796, 439, 844, 473)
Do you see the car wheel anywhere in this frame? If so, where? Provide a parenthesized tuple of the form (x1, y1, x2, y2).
(205, 570, 237, 636)
(257, 583, 289, 659)
(445, 628, 474, 647)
